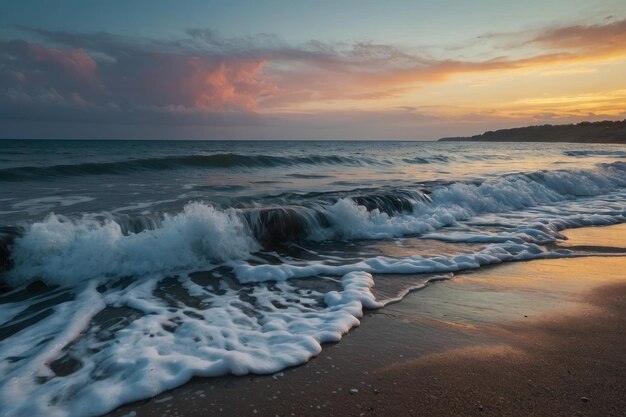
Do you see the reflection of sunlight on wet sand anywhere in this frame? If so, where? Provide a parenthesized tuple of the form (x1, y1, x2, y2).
(387, 256, 626, 335)
(560, 223, 626, 248)
(460, 255, 626, 290)
(399, 224, 626, 326)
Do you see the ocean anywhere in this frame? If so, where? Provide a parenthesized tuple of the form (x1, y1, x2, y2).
(0, 139, 625, 416)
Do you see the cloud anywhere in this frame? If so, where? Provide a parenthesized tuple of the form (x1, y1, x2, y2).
(531, 18, 626, 54)
(0, 39, 99, 102)
(1, 29, 273, 117)
(1, 18, 625, 138)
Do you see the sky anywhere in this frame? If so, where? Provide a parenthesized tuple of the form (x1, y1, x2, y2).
(1, 0, 626, 140)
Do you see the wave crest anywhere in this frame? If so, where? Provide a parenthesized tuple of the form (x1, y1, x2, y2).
(0, 153, 381, 181)
(6, 203, 258, 286)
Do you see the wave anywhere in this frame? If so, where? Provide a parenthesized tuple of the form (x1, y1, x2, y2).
(40, 188, 432, 239)
(3, 162, 625, 286)
(462, 154, 514, 161)
(5, 204, 258, 287)
(0, 227, 20, 280)
(403, 155, 451, 164)
(8, 148, 620, 182)
(0, 153, 383, 181)
(564, 150, 626, 158)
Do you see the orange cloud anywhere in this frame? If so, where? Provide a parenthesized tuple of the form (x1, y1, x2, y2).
(259, 19, 626, 111)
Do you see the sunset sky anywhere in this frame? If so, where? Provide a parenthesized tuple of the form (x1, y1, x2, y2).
(1, 0, 625, 139)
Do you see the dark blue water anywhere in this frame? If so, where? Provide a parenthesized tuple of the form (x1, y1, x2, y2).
(1, 139, 624, 224)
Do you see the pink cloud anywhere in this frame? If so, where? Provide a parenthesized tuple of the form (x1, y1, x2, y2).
(182, 59, 269, 111)
(24, 42, 97, 81)
(133, 54, 271, 111)
(0, 39, 273, 113)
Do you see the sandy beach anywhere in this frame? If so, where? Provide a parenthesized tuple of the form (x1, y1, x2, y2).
(105, 224, 626, 417)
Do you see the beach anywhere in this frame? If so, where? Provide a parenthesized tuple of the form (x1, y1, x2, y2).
(2, 141, 625, 416)
(106, 225, 626, 417)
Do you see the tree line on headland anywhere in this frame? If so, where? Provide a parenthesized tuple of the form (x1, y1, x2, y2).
(438, 119, 626, 143)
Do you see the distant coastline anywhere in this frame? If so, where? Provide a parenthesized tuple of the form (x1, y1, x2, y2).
(439, 119, 626, 143)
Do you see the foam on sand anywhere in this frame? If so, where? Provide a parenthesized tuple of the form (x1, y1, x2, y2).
(0, 272, 380, 417)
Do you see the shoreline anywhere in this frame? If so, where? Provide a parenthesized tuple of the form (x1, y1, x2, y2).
(105, 226, 626, 417)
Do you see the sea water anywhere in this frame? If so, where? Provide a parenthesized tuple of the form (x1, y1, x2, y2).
(0, 140, 625, 416)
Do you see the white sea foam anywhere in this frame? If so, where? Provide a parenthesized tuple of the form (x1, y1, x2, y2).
(7, 202, 258, 286)
(0, 271, 380, 417)
(314, 164, 626, 241)
(232, 241, 569, 283)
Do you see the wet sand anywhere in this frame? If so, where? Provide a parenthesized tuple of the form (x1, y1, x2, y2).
(108, 226, 626, 417)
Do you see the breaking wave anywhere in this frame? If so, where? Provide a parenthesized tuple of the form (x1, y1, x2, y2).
(4, 162, 625, 286)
